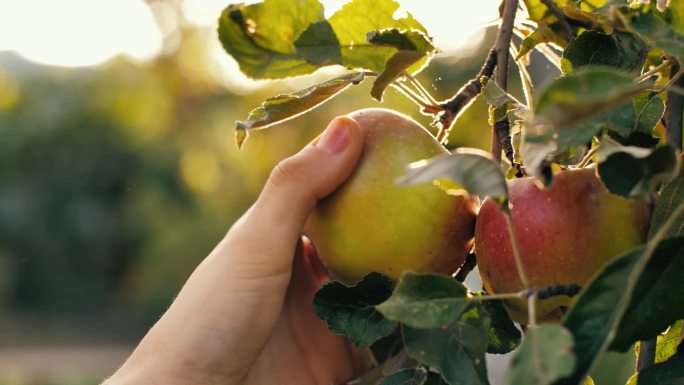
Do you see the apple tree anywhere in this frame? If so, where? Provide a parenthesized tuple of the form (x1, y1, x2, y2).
(217, 0, 684, 384)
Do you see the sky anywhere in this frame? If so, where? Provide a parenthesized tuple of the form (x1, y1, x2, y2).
(0, 0, 501, 90)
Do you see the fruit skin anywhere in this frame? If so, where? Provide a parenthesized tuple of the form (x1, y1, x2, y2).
(475, 168, 652, 323)
(304, 108, 477, 285)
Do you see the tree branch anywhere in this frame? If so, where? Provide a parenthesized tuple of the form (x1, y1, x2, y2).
(637, 338, 657, 372)
(436, 48, 497, 143)
(666, 63, 684, 151)
(455, 253, 477, 282)
(491, 0, 519, 161)
(540, 0, 573, 40)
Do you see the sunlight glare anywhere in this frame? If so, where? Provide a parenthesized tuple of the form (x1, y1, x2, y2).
(0, 0, 163, 67)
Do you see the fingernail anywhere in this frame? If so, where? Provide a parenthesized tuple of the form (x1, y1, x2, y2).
(315, 117, 352, 154)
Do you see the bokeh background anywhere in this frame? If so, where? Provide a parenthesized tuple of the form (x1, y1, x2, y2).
(0, 0, 634, 384)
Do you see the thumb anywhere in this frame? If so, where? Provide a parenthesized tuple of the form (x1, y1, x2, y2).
(227, 116, 364, 274)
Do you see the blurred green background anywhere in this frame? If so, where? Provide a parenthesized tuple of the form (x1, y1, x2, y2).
(0, 0, 634, 384)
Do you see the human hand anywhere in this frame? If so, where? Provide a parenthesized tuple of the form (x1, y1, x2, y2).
(105, 116, 366, 385)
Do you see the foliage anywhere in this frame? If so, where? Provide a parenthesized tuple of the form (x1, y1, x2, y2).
(219, 0, 684, 382)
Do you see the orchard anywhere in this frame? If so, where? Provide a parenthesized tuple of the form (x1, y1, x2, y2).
(218, 0, 684, 384)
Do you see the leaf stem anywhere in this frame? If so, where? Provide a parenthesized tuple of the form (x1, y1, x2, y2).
(510, 42, 535, 108)
(469, 292, 525, 301)
(576, 144, 600, 168)
(503, 207, 531, 290)
(527, 293, 538, 328)
(392, 81, 437, 111)
(635, 59, 671, 83)
(401, 70, 440, 107)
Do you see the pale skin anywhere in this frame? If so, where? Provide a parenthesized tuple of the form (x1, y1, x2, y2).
(104, 116, 366, 385)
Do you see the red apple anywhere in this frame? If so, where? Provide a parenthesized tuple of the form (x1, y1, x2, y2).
(475, 168, 652, 323)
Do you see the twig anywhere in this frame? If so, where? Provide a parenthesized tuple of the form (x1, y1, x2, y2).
(666, 63, 684, 151)
(637, 338, 657, 371)
(495, 119, 525, 177)
(491, 0, 520, 161)
(455, 253, 477, 282)
(540, 0, 573, 40)
(528, 283, 582, 300)
(436, 48, 497, 143)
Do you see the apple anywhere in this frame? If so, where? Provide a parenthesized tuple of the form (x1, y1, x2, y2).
(475, 168, 652, 323)
(304, 108, 477, 285)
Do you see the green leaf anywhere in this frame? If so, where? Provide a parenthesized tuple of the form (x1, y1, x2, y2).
(313, 272, 397, 347)
(649, 159, 684, 239)
(218, 0, 430, 80)
(603, 92, 666, 140)
(235, 72, 366, 147)
(478, 294, 522, 355)
(615, 4, 684, 62)
(625, 350, 684, 385)
(610, 239, 684, 351)
(523, 67, 651, 178)
(367, 29, 436, 101)
(597, 140, 677, 197)
(379, 368, 428, 385)
(632, 93, 666, 135)
(561, 31, 648, 74)
(482, 79, 528, 125)
(376, 272, 470, 329)
(403, 304, 490, 385)
(656, 320, 683, 364)
(534, 67, 649, 130)
(506, 324, 576, 385)
(396, 148, 508, 203)
(217, 0, 323, 79)
(518, 24, 567, 59)
(560, 237, 684, 384)
(327, 0, 428, 73)
(424, 372, 450, 385)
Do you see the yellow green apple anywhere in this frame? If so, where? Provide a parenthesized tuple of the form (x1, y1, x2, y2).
(475, 168, 652, 323)
(304, 108, 477, 284)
